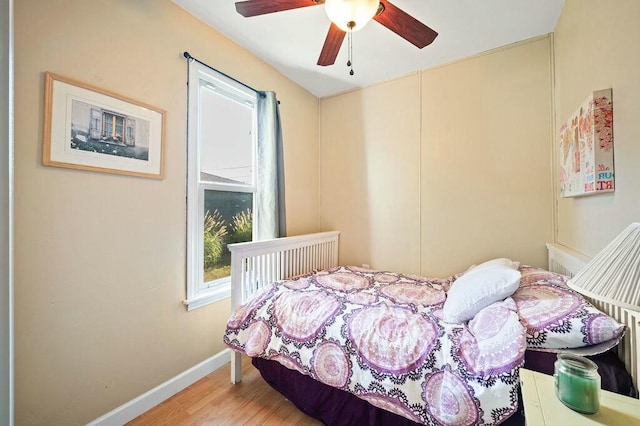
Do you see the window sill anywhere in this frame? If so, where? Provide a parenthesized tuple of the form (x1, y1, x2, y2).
(183, 281, 230, 311)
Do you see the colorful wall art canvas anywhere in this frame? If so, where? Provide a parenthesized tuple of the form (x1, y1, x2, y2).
(559, 89, 614, 197)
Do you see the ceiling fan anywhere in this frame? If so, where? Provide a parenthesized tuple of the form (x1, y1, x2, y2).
(234, 0, 438, 67)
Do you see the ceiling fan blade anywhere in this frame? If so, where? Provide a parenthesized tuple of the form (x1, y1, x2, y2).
(235, 0, 323, 18)
(317, 23, 346, 66)
(374, 0, 438, 48)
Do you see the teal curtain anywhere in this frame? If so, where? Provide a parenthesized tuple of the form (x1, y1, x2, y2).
(256, 92, 286, 239)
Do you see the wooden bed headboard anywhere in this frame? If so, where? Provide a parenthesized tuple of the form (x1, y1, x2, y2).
(546, 242, 640, 394)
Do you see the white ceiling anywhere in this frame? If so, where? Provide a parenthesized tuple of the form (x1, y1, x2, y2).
(173, 0, 565, 98)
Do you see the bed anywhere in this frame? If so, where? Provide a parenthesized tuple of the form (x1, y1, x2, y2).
(224, 232, 638, 425)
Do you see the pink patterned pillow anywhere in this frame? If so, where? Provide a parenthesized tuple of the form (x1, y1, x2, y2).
(513, 266, 626, 354)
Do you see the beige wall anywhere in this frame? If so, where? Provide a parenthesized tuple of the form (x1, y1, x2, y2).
(421, 37, 554, 276)
(13, 1, 319, 425)
(320, 37, 554, 277)
(1, 0, 14, 423)
(554, 0, 640, 256)
(320, 74, 422, 274)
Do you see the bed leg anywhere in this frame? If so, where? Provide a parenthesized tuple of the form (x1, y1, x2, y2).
(231, 351, 242, 384)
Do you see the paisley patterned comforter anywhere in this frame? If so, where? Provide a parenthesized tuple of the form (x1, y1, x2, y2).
(224, 266, 527, 426)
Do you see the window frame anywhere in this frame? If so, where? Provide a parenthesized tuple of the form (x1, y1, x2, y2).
(185, 62, 258, 310)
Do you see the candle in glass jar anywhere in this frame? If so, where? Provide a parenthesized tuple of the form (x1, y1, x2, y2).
(554, 354, 600, 414)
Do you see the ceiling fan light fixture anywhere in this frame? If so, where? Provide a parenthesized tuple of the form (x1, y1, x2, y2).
(325, 0, 379, 32)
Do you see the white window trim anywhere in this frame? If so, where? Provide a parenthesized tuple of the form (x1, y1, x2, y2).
(184, 62, 258, 310)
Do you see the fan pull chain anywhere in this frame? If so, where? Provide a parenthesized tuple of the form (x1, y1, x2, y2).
(347, 30, 354, 76)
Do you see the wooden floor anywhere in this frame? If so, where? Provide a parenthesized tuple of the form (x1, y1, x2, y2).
(127, 356, 322, 425)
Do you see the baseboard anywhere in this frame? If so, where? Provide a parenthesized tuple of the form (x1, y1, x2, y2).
(87, 349, 231, 426)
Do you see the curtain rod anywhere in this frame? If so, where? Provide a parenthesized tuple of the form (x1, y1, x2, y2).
(183, 51, 267, 98)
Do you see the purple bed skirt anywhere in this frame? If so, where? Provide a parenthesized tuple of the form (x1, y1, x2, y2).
(252, 349, 636, 426)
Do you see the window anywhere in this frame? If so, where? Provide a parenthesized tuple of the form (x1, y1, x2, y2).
(88, 108, 136, 146)
(102, 111, 125, 141)
(185, 62, 259, 310)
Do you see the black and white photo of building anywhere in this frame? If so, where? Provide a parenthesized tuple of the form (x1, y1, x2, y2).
(70, 99, 151, 161)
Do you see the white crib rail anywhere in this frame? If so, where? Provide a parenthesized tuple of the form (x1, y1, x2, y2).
(227, 231, 340, 383)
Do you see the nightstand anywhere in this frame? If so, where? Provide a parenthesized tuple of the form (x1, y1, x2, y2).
(520, 368, 640, 425)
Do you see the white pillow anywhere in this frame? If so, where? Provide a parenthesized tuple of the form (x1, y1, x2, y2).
(468, 257, 520, 272)
(443, 267, 521, 323)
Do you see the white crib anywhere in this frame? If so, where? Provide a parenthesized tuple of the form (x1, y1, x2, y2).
(224, 234, 639, 393)
(227, 231, 340, 383)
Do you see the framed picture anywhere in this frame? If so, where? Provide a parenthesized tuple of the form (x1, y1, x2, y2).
(43, 72, 165, 179)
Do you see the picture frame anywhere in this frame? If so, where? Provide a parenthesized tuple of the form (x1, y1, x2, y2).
(43, 72, 165, 179)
